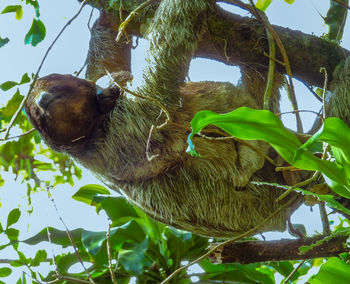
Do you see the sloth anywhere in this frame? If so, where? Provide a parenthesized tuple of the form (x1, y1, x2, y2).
(24, 0, 307, 238)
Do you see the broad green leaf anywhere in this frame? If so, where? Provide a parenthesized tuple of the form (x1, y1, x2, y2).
(188, 108, 350, 199)
(93, 196, 139, 223)
(72, 184, 110, 205)
(23, 227, 84, 248)
(255, 0, 272, 11)
(31, 250, 47, 267)
(1, 5, 23, 20)
(0, 267, 12, 277)
(19, 73, 30, 84)
(119, 238, 149, 275)
(0, 37, 9, 48)
(309, 257, 350, 284)
(81, 230, 107, 257)
(24, 19, 46, 46)
(6, 208, 21, 228)
(200, 259, 274, 283)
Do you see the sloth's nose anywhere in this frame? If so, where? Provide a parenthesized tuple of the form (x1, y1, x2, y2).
(36, 92, 56, 109)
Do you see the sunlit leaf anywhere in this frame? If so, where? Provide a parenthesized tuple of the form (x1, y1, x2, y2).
(72, 184, 110, 205)
(1, 5, 23, 20)
(255, 0, 272, 11)
(188, 108, 350, 198)
(0, 267, 12, 277)
(24, 19, 46, 46)
(309, 257, 350, 283)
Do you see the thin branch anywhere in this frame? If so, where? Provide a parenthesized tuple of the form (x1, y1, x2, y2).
(2, 128, 35, 141)
(47, 186, 96, 284)
(248, 0, 303, 133)
(116, 0, 155, 42)
(160, 195, 299, 283)
(282, 260, 306, 284)
(3, 0, 87, 141)
(107, 222, 118, 284)
(319, 203, 331, 235)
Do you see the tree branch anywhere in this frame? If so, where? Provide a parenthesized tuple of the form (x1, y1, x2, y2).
(79, 0, 350, 87)
(209, 235, 348, 264)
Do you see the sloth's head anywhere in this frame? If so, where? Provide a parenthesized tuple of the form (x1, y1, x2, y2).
(25, 74, 120, 152)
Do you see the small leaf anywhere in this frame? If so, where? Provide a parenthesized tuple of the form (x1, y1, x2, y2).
(0, 267, 12, 277)
(255, 0, 272, 11)
(6, 208, 21, 228)
(0, 37, 9, 48)
(24, 19, 46, 46)
(284, 0, 295, 3)
(31, 250, 47, 267)
(25, 0, 40, 18)
(1, 5, 23, 20)
(20, 73, 30, 84)
(5, 228, 19, 242)
(72, 184, 110, 205)
(0, 81, 18, 91)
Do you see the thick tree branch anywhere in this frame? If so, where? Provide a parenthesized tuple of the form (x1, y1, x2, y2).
(209, 235, 348, 264)
(79, 0, 349, 87)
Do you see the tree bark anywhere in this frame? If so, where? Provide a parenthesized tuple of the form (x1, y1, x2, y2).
(209, 236, 348, 264)
(79, 0, 350, 87)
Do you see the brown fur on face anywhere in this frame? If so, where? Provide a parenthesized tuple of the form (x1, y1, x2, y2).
(25, 74, 119, 152)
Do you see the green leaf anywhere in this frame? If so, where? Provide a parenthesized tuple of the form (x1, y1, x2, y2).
(0, 81, 18, 91)
(20, 73, 30, 84)
(24, 19, 46, 46)
(72, 184, 110, 205)
(0, 223, 3, 233)
(31, 250, 47, 267)
(1, 5, 23, 20)
(284, 0, 295, 3)
(0, 267, 12, 277)
(309, 257, 350, 284)
(119, 238, 149, 275)
(81, 230, 107, 257)
(188, 108, 350, 199)
(7, 208, 21, 228)
(23, 227, 84, 248)
(0, 37, 9, 48)
(93, 196, 139, 223)
(5, 228, 19, 242)
(255, 0, 272, 11)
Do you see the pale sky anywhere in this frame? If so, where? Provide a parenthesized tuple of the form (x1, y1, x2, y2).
(0, 0, 349, 282)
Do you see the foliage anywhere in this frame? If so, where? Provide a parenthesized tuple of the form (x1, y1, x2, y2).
(0, 0, 350, 283)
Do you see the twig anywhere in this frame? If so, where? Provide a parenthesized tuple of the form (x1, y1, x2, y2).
(3, 0, 87, 141)
(116, 0, 155, 42)
(277, 110, 324, 121)
(47, 186, 96, 284)
(160, 195, 298, 283)
(319, 203, 331, 235)
(47, 227, 60, 277)
(106, 70, 171, 124)
(107, 222, 118, 284)
(282, 260, 306, 284)
(248, 0, 303, 133)
(276, 172, 320, 202)
(320, 67, 328, 120)
(87, 7, 94, 31)
(2, 128, 35, 141)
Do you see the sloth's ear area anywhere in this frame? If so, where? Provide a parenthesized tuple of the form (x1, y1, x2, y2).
(96, 86, 120, 114)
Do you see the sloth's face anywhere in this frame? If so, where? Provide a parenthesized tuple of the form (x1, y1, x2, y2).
(25, 74, 119, 151)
